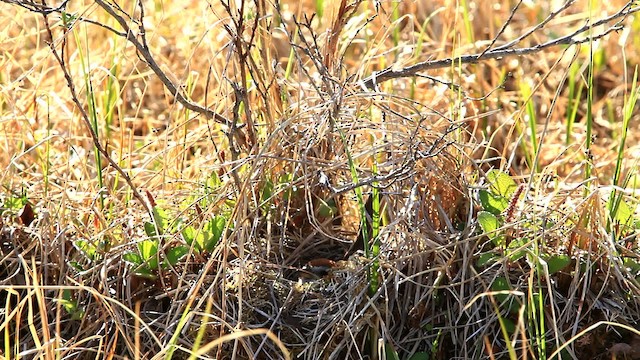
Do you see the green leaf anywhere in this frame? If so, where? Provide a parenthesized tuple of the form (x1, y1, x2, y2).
(486, 169, 518, 198)
(138, 240, 158, 260)
(492, 276, 523, 315)
(408, 352, 430, 360)
(479, 170, 518, 214)
(152, 207, 170, 233)
(206, 171, 222, 189)
(62, 289, 73, 302)
(491, 277, 511, 304)
(384, 343, 400, 360)
(69, 261, 84, 271)
(479, 190, 509, 215)
(205, 216, 226, 252)
(317, 197, 338, 218)
(75, 240, 97, 260)
(545, 255, 570, 275)
(58, 289, 85, 319)
(148, 259, 159, 270)
(1, 194, 27, 212)
(609, 196, 635, 230)
(261, 179, 274, 199)
(132, 266, 156, 279)
(182, 225, 198, 246)
(58, 297, 75, 312)
(138, 240, 159, 269)
(478, 211, 499, 232)
(123, 252, 143, 265)
(260, 179, 274, 213)
(478, 211, 505, 246)
(623, 258, 640, 275)
(165, 246, 188, 266)
(182, 216, 227, 254)
(506, 238, 527, 262)
(193, 223, 209, 252)
(500, 317, 516, 334)
(477, 252, 498, 267)
(171, 217, 185, 235)
(144, 221, 158, 238)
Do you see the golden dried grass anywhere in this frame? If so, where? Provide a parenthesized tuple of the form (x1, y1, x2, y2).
(1, 0, 640, 359)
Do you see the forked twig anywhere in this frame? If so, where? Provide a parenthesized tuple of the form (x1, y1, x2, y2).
(361, 2, 639, 89)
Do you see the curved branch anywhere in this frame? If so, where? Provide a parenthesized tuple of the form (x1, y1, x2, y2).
(92, 0, 239, 128)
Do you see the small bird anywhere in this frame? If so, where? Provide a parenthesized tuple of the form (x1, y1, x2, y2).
(297, 258, 337, 280)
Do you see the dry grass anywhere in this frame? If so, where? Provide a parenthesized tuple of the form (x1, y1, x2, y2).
(1, 0, 640, 359)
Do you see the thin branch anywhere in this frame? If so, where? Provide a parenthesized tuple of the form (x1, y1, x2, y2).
(91, 0, 240, 129)
(1, 0, 243, 129)
(477, 0, 526, 58)
(0, 0, 127, 35)
(1, 0, 69, 14)
(490, 0, 578, 53)
(39, 6, 153, 216)
(361, 2, 639, 89)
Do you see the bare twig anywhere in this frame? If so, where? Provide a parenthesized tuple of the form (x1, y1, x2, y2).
(477, 0, 527, 58)
(91, 0, 240, 128)
(490, 0, 578, 53)
(1, 0, 69, 14)
(219, 0, 258, 147)
(0, 0, 126, 35)
(361, 2, 639, 89)
(1, 0, 241, 129)
(39, 4, 153, 216)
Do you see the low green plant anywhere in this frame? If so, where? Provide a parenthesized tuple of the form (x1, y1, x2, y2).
(477, 170, 572, 359)
(384, 343, 400, 360)
(477, 170, 570, 271)
(123, 236, 188, 279)
(369, 151, 382, 295)
(123, 206, 188, 278)
(71, 237, 110, 270)
(181, 216, 227, 254)
(54, 289, 85, 321)
(477, 169, 526, 262)
(0, 190, 28, 217)
(607, 66, 640, 240)
(123, 172, 233, 278)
